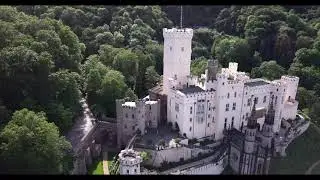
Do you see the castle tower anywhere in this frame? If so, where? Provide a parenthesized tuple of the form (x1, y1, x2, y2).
(119, 148, 143, 175)
(280, 76, 299, 103)
(261, 94, 275, 149)
(241, 97, 258, 174)
(206, 59, 219, 81)
(162, 28, 193, 95)
(135, 99, 146, 135)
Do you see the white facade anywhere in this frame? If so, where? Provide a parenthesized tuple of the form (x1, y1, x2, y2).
(163, 28, 300, 140)
(119, 149, 143, 175)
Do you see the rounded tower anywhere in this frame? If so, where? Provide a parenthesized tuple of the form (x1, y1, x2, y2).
(162, 28, 193, 94)
(280, 75, 299, 102)
(119, 148, 143, 175)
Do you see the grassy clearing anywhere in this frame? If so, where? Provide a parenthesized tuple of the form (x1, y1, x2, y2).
(88, 159, 104, 175)
(269, 124, 320, 174)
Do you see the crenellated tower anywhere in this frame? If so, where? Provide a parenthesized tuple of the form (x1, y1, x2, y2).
(162, 28, 193, 95)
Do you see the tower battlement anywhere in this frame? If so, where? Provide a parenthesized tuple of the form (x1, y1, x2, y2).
(281, 75, 299, 83)
(163, 28, 193, 38)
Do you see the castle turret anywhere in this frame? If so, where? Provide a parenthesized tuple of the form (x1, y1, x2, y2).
(162, 28, 193, 94)
(206, 59, 219, 81)
(242, 97, 258, 174)
(261, 94, 275, 148)
(247, 97, 258, 130)
(119, 148, 143, 175)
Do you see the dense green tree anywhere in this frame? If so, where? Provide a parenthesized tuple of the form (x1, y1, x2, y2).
(297, 87, 318, 110)
(0, 109, 72, 174)
(212, 36, 253, 71)
(191, 56, 208, 77)
(310, 102, 320, 125)
(251, 61, 285, 80)
(99, 70, 128, 117)
(145, 66, 161, 90)
(112, 49, 139, 89)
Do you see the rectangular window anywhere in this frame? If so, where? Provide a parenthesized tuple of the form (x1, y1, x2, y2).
(190, 118, 192, 122)
(225, 104, 229, 111)
(234, 92, 237, 98)
(246, 113, 249, 118)
(190, 107, 192, 114)
(256, 97, 259, 104)
(212, 117, 215, 123)
(275, 96, 278, 105)
(208, 114, 211, 118)
(125, 113, 128, 118)
(225, 118, 227, 123)
(189, 127, 192, 132)
(175, 103, 179, 112)
(232, 103, 236, 110)
(263, 96, 267, 103)
(208, 123, 210, 127)
(227, 93, 230, 99)
(247, 99, 251, 106)
(132, 114, 135, 119)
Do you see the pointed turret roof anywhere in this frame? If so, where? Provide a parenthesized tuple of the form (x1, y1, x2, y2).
(247, 97, 258, 129)
(265, 94, 275, 125)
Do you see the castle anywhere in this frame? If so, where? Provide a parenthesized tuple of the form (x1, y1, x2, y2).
(115, 27, 309, 175)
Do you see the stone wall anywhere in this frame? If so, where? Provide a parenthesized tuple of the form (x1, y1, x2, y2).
(71, 120, 118, 174)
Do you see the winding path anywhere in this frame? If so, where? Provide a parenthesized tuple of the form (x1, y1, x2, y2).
(103, 152, 110, 175)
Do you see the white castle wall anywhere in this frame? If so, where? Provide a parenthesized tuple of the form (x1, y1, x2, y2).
(136, 146, 213, 167)
(181, 154, 226, 175)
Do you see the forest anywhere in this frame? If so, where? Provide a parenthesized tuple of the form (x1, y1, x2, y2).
(0, 5, 319, 174)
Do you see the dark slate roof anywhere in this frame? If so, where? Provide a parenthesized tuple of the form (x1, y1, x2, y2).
(244, 80, 269, 87)
(178, 86, 205, 94)
(149, 84, 163, 95)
